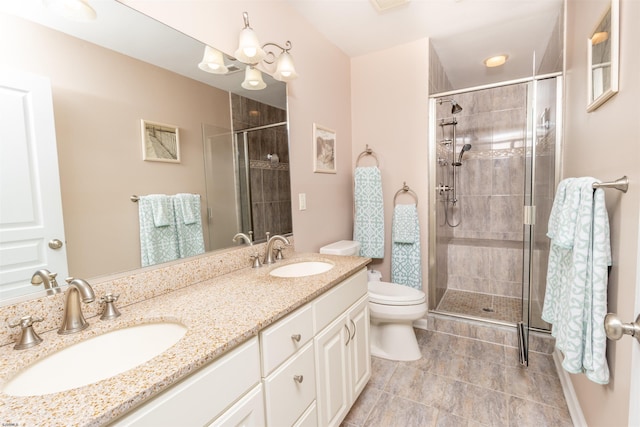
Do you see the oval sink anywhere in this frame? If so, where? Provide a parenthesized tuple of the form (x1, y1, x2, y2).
(269, 261, 334, 278)
(3, 322, 187, 396)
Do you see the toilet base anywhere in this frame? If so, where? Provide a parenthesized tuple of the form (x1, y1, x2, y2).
(369, 320, 422, 361)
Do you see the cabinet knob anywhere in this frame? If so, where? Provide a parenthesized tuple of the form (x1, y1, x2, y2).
(293, 375, 304, 383)
(291, 333, 301, 342)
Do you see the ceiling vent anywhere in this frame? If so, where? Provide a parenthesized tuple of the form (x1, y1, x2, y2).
(369, 0, 410, 12)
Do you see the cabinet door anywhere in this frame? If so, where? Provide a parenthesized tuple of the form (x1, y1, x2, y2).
(314, 315, 351, 427)
(209, 384, 265, 427)
(348, 295, 371, 399)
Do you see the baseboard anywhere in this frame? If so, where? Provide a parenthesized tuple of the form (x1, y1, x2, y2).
(553, 349, 587, 427)
(413, 318, 429, 330)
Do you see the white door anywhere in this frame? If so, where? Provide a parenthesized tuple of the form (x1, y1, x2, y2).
(0, 70, 68, 299)
(630, 211, 640, 426)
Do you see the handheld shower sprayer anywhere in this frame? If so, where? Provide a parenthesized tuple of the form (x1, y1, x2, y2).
(452, 144, 472, 166)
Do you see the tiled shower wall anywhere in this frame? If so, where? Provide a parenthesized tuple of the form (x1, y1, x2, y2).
(231, 94, 292, 242)
(435, 84, 527, 303)
(434, 80, 556, 330)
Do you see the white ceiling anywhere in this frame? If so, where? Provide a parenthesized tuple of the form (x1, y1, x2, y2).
(287, 0, 564, 90)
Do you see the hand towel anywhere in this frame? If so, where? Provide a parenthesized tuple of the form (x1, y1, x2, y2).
(172, 194, 205, 258)
(138, 195, 179, 267)
(391, 203, 422, 289)
(353, 166, 385, 258)
(541, 177, 611, 384)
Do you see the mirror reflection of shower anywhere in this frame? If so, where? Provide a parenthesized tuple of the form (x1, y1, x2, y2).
(437, 98, 467, 227)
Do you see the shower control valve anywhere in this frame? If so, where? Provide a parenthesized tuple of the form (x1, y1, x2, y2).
(436, 184, 452, 195)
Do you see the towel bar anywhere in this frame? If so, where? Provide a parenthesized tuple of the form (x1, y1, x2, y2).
(356, 144, 379, 167)
(593, 176, 628, 193)
(393, 182, 418, 206)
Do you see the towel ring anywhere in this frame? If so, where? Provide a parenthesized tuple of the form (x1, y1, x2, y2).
(356, 144, 379, 167)
(393, 182, 418, 206)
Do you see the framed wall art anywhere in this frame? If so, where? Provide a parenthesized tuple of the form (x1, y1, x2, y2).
(141, 119, 180, 163)
(313, 123, 336, 174)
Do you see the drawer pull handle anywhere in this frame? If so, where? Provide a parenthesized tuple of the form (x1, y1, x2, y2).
(350, 319, 357, 341)
(291, 334, 301, 342)
(293, 375, 304, 383)
(344, 324, 350, 346)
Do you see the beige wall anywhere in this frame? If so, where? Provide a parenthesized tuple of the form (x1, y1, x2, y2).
(351, 40, 431, 288)
(1, 15, 232, 278)
(124, 1, 354, 253)
(564, 0, 640, 425)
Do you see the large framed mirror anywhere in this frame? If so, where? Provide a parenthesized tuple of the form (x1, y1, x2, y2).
(587, 0, 619, 112)
(0, 0, 291, 302)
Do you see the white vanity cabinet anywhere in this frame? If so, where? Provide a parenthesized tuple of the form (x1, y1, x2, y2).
(110, 267, 369, 427)
(314, 269, 370, 427)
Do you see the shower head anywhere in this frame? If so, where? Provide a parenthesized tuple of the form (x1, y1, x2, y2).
(439, 98, 463, 114)
(453, 144, 472, 166)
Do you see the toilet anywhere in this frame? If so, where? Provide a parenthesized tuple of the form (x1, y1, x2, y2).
(319, 240, 427, 361)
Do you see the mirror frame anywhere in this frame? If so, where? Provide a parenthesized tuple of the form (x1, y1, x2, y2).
(586, 0, 619, 112)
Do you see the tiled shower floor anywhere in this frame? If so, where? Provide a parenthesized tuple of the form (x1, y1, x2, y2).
(342, 328, 572, 427)
(436, 289, 521, 324)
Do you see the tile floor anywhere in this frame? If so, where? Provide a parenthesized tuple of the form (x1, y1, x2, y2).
(342, 328, 573, 427)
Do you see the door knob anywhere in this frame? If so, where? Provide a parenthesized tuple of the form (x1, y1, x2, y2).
(48, 239, 63, 249)
(604, 313, 640, 343)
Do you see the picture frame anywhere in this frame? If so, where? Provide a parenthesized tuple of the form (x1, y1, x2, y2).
(586, 0, 619, 112)
(141, 119, 181, 163)
(313, 123, 336, 174)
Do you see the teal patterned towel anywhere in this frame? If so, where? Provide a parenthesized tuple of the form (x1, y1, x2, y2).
(391, 204, 422, 289)
(353, 167, 384, 258)
(173, 194, 205, 258)
(542, 177, 611, 384)
(139, 195, 179, 267)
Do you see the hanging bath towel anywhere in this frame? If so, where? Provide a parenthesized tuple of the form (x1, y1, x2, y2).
(138, 194, 179, 267)
(391, 203, 422, 289)
(173, 193, 205, 259)
(353, 166, 385, 258)
(542, 177, 611, 384)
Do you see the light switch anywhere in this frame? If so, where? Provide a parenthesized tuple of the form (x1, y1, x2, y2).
(298, 193, 307, 211)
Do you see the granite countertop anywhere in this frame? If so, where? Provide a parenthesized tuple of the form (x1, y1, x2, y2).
(0, 252, 370, 427)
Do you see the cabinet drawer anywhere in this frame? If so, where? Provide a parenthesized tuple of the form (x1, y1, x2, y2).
(261, 304, 314, 376)
(264, 341, 316, 427)
(314, 268, 367, 332)
(209, 383, 265, 427)
(294, 402, 318, 427)
(112, 338, 260, 427)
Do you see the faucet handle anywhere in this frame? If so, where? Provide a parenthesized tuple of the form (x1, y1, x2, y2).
(8, 315, 44, 350)
(100, 293, 121, 320)
(274, 247, 284, 261)
(250, 254, 262, 268)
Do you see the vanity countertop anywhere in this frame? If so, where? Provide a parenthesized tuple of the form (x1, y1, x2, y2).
(0, 252, 370, 427)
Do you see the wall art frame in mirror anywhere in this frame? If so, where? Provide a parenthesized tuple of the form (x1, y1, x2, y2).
(587, 0, 619, 112)
(313, 123, 337, 174)
(141, 119, 181, 163)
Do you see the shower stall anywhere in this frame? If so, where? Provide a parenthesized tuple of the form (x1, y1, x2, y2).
(429, 76, 562, 362)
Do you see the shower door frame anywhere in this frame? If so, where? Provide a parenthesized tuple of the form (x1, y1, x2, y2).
(428, 73, 564, 335)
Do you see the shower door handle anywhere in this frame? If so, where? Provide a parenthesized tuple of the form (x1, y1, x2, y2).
(604, 313, 640, 343)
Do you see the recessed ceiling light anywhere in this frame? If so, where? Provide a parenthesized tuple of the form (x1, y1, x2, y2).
(370, 0, 410, 12)
(484, 54, 508, 68)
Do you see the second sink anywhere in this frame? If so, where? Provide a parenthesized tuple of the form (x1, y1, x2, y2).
(3, 322, 187, 396)
(269, 261, 334, 278)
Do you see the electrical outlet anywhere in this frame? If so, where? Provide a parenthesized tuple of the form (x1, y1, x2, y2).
(298, 193, 307, 211)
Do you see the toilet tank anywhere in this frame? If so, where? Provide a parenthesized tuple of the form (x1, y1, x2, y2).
(319, 240, 361, 256)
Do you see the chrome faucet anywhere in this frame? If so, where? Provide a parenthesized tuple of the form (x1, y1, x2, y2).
(263, 234, 290, 265)
(58, 278, 95, 335)
(232, 232, 253, 246)
(31, 269, 62, 295)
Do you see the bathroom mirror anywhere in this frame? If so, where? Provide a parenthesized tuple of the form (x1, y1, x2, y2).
(587, 0, 619, 112)
(0, 0, 290, 302)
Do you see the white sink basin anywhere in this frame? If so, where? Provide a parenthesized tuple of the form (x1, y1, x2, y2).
(3, 322, 187, 396)
(269, 261, 334, 278)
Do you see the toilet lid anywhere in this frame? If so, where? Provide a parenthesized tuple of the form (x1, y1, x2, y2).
(368, 281, 426, 305)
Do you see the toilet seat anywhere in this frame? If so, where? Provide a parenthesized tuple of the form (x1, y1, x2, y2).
(368, 281, 425, 306)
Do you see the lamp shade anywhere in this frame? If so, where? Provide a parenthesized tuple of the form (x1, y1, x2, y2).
(273, 51, 298, 82)
(235, 28, 266, 64)
(198, 46, 229, 74)
(46, 0, 97, 21)
(241, 66, 267, 90)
